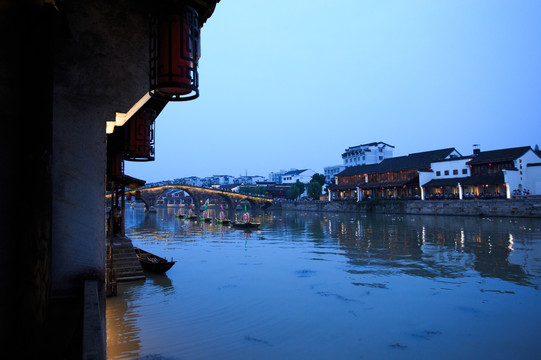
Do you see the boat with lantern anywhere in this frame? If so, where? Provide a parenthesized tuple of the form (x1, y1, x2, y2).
(215, 205, 231, 225)
(231, 206, 260, 229)
(199, 204, 212, 222)
(184, 204, 197, 220)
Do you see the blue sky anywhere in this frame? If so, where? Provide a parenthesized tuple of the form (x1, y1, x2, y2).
(126, 0, 541, 183)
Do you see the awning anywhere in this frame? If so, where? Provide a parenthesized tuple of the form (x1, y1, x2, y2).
(461, 174, 505, 186)
(123, 174, 146, 189)
(423, 177, 469, 188)
(329, 178, 417, 191)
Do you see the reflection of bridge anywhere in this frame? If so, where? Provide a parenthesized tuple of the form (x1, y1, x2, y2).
(128, 185, 273, 217)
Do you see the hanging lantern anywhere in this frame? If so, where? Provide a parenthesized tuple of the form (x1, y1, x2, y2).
(107, 150, 124, 181)
(124, 107, 156, 161)
(149, 6, 200, 101)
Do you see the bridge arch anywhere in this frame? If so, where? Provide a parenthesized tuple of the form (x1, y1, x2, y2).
(126, 185, 273, 218)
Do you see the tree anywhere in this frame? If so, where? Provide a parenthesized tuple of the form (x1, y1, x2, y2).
(307, 180, 322, 200)
(311, 173, 326, 186)
(287, 180, 305, 200)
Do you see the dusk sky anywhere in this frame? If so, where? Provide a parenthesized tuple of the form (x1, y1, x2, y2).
(126, 0, 541, 183)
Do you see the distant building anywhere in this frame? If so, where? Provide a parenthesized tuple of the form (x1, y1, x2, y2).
(323, 165, 345, 184)
(342, 141, 394, 167)
(212, 175, 234, 185)
(323, 141, 393, 184)
(268, 170, 287, 184)
(234, 175, 266, 185)
(281, 169, 316, 184)
(268, 168, 315, 184)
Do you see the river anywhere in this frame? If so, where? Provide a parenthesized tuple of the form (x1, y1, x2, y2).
(106, 206, 541, 359)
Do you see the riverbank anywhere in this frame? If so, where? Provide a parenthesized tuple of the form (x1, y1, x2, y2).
(272, 199, 541, 218)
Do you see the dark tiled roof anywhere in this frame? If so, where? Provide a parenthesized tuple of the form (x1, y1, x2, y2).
(344, 141, 395, 151)
(283, 169, 308, 176)
(337, 148, 458, 176)
(466, 146, 531, 165)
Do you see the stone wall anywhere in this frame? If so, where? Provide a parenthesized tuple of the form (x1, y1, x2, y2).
(274, 199, 541, 218)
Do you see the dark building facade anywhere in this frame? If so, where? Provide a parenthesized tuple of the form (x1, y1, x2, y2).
(0, 1, 220, 358)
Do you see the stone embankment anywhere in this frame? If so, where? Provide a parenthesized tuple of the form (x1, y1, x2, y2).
(272, 199, 541, 218)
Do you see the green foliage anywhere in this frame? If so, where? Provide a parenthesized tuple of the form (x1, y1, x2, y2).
(307, 181, 322, 200)
(287, 180, 305, 200)
(311, 173, 326, 186)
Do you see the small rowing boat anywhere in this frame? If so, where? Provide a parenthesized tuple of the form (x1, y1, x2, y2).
(134, 248, 176, 273)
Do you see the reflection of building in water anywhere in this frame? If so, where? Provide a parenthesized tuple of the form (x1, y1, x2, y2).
(323, 214, 538, 287)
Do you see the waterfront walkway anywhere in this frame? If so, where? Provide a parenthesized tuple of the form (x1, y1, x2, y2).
(275, 198, 541, 218)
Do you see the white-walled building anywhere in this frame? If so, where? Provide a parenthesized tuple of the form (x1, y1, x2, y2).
(234, 175, 266, 185)
(342, 142, 394, 167)
(421, 146, 541, 199)
(281, 169, 316, 184)
(324, 165, 345, 184)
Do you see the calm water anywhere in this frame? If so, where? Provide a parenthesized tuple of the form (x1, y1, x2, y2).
(107, 207, 541, 360)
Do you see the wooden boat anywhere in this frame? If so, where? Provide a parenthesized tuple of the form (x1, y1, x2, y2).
(199, 206, 212, 222)
(216, 218, 231, 225)
(134, 247, 175, 273)
(231, 207, 259, 228)
(215, 207, 231, 225)
(231, 221, 260, 229)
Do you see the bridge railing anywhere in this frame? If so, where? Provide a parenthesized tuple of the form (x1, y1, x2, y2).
(136, 184, 273, 201)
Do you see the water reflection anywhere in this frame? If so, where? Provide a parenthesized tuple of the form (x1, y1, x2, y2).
(318, 213, 539, 287)
(108, 208, 541, 359)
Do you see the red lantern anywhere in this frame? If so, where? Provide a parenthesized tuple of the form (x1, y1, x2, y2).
(124, 107, 156, 161)
(107, 151, 124, 181)
(135, 191, 141, 200)
(149, 6, 200, 101)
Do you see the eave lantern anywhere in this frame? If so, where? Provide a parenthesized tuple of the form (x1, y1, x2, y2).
(106, 130, 125, 185)
(150, 6, 201, 101)
(124, 107, 157, 161)
(107, 150, 124, 182)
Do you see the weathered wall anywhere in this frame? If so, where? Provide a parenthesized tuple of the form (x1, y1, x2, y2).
(52, 0, 148, 297)
(275, 199, 541, 218)
(50, 0, 150, 357)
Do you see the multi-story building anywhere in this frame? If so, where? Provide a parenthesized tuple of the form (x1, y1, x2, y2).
(330, 148, 461, 200)
(323, 165, 345, 184)
(342, 141, 394, 167)
(324, 141, 394, 184)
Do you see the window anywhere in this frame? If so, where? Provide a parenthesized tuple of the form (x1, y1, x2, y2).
(462, 169, 468, 174)
(453, 169, 458, 175)
(436, 171, 441, 176)
(444, 170, 449, 175)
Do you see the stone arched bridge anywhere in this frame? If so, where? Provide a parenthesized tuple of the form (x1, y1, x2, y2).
(128, 185, 273, 217)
